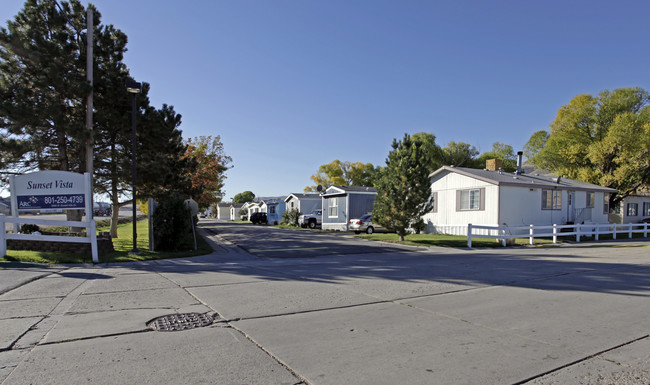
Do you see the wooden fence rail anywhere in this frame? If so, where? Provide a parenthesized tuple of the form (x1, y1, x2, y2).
(466, 222, 648, 248)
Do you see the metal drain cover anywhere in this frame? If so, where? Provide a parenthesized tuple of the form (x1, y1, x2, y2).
(148, 313, 213, 331)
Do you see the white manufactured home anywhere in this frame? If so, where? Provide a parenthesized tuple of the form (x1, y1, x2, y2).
(229, 203, 244, 221)
(423, 165, 616, 234)
(610, 194, 650, 224)
(215, 202, 231, 220)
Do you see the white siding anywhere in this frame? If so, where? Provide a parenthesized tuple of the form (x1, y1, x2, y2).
(423, 171, 614, 233)
(611, 195, 650, 224)
(423, 172, 498, 231)
(216, 205, 230, 220)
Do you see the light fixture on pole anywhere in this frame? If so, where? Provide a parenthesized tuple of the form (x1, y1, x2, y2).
(126, 80, 142, 254)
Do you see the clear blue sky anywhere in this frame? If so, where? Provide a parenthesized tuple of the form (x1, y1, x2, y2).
(2, 0, 648, 200)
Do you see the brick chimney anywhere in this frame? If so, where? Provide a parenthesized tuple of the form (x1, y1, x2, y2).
(486, 158, 503, 171)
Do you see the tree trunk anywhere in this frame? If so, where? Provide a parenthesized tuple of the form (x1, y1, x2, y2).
(110, 183, 120, 238)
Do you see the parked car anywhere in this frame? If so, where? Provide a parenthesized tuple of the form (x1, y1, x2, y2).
(250, 212, 267, 225)
(93, 202, 112, 217)
(349, 214, 383, 234)
(299, 209, 322, 229)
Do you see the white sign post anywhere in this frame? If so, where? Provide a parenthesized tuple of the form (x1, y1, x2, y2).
(3, 171, 98, 263)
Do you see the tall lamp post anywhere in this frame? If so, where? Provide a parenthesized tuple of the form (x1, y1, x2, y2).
(126, 80, 142, 254)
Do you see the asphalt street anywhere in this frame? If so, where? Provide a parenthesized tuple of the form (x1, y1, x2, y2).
(0, 218, 649, 384)
(203, 221, 410, 258)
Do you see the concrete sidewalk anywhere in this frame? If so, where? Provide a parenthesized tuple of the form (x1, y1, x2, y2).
(1, 231, 649, 384)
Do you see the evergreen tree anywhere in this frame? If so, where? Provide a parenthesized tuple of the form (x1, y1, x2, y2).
(373, 133, 434, 241)
(0, 0, 89, 173)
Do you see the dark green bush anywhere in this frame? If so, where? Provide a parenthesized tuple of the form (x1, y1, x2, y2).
(20, 224, 40, 234)
(411, 218, 426, 234)
(152, 194, 194, 251)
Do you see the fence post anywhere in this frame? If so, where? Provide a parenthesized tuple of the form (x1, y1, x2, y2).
(467, 223, 472, 248)
(0, 214, 6, 257)
(629, 223, 633, 238)
(613, 223, 617, 240)
(501, 227, 507, 247)
(576, 224, 581, 243)
(595, 223, 599, 241)
(553, 224, 557, 244)
(645, 223, 648, 238)
(529, 224, 534, 245)
(89, 220, 98, 263)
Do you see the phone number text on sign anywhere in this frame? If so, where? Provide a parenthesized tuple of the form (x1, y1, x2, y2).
(17, 194, 85, 209)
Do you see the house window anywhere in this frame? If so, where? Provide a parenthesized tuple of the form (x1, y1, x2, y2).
(290, 201, 294, 210)
(603, 194, 610, 214)
(431, 192, 438, 213)
(586, 192, 595, 208)
(328, 198, 338, 217)
(542, 190, 562, 210)
(457, 189, 482, 211)
(626, 203, 638, 216)
(644, 202, 650, 216)
(270, 206, 276, 214)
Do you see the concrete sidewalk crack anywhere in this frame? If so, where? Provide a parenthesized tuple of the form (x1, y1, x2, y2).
(512, 334, 650, 385)
(37, 329, 153, 346)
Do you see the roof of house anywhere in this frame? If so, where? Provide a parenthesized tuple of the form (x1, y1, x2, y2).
(322, 185, 377, 197)
(430, 166, 617, 192)
(230, 203, 244, 209)
(284, 193, 321, 202)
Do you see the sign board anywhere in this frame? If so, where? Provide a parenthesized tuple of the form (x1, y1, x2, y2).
(6, 171, 98, 263)
(13, 171, 85, 210)
(184, 199, 199, 217)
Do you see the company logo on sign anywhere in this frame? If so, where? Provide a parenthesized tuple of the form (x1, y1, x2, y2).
(15, 171, 85, 210)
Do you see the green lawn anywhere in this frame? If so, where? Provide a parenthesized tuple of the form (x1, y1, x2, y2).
(354, 233, 556, 248)
(1, 218, 213, 265)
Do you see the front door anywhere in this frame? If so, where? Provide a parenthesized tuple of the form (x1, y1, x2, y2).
(567, 191, 575, 223)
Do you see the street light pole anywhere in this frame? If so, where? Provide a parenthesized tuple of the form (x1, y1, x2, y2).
(126, 80, 142, 254)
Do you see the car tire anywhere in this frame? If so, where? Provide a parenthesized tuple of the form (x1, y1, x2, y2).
(366, 226, 374, 234)
(308, 221, 317, 229)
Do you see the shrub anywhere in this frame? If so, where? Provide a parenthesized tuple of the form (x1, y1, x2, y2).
(282, 208, 301, 227)
(20, 224, 40, 234)
(152, 194, 194, 251)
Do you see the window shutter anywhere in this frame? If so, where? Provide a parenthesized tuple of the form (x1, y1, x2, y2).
(433, 192, 438, 213)
(456, 190, 461, 212)
(479, 188, 485, 211)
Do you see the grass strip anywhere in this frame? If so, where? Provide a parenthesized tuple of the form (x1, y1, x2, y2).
(354, 233, 556, 248)
(1, 218, 212, 265)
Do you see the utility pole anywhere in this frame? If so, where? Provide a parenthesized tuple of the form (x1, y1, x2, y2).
(85, 8, 93, 202)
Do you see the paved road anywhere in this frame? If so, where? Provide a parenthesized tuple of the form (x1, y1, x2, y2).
(0, 221, 648, 384)
(202, 219, 409, 258)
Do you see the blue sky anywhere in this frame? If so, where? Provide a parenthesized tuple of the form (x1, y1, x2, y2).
(2, 0, 648, 200)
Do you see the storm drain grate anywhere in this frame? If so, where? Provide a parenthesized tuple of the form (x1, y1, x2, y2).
(148, 313, 214, 332)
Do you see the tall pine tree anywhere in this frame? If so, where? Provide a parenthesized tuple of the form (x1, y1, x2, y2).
(373, 133, 434, 241)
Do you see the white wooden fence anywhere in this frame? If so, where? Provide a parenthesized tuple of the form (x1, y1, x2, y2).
(463, 223, 649, 248)
(0, 214, 98, 262)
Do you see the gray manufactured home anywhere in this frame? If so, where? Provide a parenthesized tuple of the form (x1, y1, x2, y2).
(321, 186, 377, 231)
(284, 193, 322, 214)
